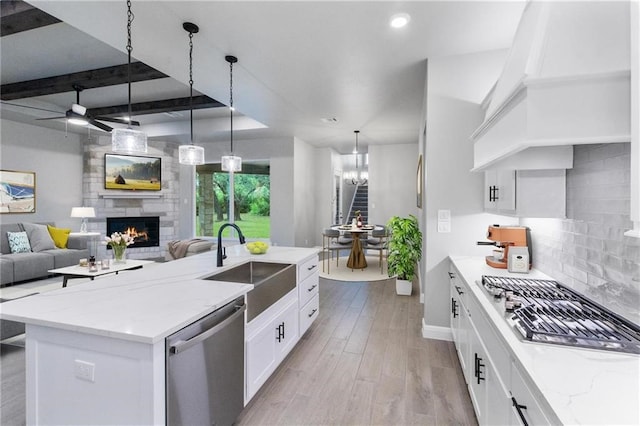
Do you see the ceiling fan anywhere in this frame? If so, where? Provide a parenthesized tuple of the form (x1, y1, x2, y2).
(37, 84, 140, 132)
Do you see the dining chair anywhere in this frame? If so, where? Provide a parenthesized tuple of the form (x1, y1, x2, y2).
(364, 225, 388, 274)
(322, 228, 351, 274)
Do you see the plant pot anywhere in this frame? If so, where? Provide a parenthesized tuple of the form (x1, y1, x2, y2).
(396, 278, 412, 296)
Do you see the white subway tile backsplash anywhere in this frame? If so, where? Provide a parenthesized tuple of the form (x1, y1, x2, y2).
(522, 143, 639, 324)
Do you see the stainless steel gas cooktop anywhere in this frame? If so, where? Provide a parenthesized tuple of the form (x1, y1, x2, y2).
(481, 275, 640, 355)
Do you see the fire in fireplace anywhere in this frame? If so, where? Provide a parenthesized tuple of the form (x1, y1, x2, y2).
(106, 216, 160, 248)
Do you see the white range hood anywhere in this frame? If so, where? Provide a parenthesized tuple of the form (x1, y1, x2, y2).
(471, 1, 631, 171)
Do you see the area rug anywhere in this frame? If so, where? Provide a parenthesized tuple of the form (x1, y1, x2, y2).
(319, 255, 390, 282)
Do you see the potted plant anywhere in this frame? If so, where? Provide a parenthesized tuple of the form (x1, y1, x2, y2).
(386, 215, 422, 295)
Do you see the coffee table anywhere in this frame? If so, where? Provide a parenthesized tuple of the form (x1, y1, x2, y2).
(48, 259, 155, 288)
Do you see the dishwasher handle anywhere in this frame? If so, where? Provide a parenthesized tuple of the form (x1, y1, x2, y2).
(169, 303, 246, 355)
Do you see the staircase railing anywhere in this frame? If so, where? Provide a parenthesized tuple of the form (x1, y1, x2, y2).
(346, 183, 359, 225)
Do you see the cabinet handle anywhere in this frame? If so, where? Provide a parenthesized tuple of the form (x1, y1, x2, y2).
(511, 397, 529, 426)
(451, 298, 458, 318)
(308, 264, 317, 271)
(448, 272, 455, 279)
(308, 308, 318, 318)
(455, 285, 464, 295)
(276, 322, 285, 342)
(489, 186, 494, 202)
(474, 353, 485, 384)
(308, 284, 317, 292)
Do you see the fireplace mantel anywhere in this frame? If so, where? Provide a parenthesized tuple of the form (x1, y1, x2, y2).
(99, 192, 163, 199)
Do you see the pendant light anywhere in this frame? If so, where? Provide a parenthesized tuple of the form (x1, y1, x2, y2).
(221, 55, 242, 172)
(178, 22, 205, 165)
(112, 0, 148, 153)
(351, 130, 368, 185)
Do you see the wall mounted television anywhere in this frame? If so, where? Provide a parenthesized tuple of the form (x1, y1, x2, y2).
(104, 154, 161, 191)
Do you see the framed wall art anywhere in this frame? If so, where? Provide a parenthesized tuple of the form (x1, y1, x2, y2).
(104, 154, 161, 191)
(0, 169, 36, 214)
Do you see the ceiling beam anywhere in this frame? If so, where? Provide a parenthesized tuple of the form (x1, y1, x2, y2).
(1, 1, 61, 37)
(88, 95, 225, 117)
(0, 63, 168, 100)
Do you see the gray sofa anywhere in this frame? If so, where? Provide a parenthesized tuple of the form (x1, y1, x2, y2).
(0, 222, 89, 286)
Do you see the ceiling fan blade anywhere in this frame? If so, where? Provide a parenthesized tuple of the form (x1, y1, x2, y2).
(1, 101, 65, 115)
(94, 116, 141, 126)
(35, 116, 66, 120)
(87, 117, 113, 132)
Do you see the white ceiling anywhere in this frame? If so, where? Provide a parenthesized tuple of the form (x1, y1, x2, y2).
(2, 1, 525, 154)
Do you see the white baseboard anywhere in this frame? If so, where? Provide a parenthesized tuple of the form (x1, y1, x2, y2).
(422, 318, 453, 341)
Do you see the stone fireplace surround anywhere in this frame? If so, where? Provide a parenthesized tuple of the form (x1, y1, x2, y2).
(81, 137, 180, 261)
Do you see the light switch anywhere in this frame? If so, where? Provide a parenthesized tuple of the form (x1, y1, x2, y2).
(437, 221, 451, 233)
(438, 209, 451, 221)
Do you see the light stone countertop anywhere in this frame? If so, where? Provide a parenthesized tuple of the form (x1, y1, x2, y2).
(0, 245, 319, 344)
(450, 255, 640, 426)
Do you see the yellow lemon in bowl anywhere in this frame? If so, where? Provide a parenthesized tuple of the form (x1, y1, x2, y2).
(246, 241, 269, 254)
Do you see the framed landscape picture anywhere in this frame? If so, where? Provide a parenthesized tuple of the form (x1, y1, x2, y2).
(104, 154, 161, 191)
(0, 169, 36, 214)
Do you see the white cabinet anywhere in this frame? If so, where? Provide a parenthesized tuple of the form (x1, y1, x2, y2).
(245, 254, 320, 403)
(484, 170, 516, 212)
(449, 268, 471, 383)
(509, 362, 552, 425)
(298, 255, 320, 336)
(449, 260, 553, 426)
(468, 319, 511, 426)
(450, 265, 511, 426)
(245, 291, 298, 402)
(484, 169, 566, 218)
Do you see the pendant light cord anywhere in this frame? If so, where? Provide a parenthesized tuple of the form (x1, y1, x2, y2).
(126, 0, 134, 129)
(189, 30, 194, 145)
(229, 59, 234, 155)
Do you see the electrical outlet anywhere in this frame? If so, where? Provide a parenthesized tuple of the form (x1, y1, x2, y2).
(74, 360, 95, 382)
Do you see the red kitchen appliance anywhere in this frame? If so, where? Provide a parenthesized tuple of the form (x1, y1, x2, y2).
(477, 225, 531, 269)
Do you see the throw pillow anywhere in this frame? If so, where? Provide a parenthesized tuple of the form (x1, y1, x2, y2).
(47, 225, 71, 249)
(7, 231, 31, 253)
(21, 222, 56, 252)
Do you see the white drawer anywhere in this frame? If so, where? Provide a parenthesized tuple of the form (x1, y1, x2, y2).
(298, 272, 319, 307)
(299, 293, 319, 336)
(298, 255, 319, 283)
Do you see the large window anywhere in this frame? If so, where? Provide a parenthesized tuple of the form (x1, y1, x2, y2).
(195, 162, 270, 239)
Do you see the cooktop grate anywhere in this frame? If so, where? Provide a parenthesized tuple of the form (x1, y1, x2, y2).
(482, 275, 640, 354)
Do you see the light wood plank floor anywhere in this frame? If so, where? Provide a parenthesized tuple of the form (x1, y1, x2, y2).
(237, 277, 477, 425)
(0, 276, 477, 426)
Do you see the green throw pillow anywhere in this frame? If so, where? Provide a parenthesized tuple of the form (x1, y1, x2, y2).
(47, 225, 71, 249)
(7, 231, 31, 253)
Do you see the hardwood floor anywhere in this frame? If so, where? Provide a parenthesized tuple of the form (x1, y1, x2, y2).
(0, 277, 477, 426)
(237, 277, 477, 425)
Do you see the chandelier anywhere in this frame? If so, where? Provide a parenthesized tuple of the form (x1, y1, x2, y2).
(349, 130, 367, 185)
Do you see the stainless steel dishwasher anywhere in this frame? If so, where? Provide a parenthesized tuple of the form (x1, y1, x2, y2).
(166, 296, 245, 426)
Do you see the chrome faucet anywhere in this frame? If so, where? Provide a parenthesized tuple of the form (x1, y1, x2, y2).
(217, 223, 246, 266)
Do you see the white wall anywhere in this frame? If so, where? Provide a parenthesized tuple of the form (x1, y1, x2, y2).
(368, 143, 419, 226)
(0, 119, 84, 229)
(293, 137, 316, 247)
(422, 51, 512, 333)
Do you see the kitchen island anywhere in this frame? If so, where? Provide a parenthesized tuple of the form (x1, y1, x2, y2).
(449, 256, 640, 425)
(0, 245, 319, 425)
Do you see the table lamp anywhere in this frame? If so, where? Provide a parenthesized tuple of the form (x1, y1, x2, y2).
(70, 207, 96, 233)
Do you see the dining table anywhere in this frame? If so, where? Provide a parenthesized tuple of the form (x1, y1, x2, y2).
(333, 224, 375, 270)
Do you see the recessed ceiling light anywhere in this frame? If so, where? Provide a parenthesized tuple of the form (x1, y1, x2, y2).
(390, 13, 411, 29)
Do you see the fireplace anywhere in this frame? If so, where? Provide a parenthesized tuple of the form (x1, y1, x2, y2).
(106, 216, 160, 249)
